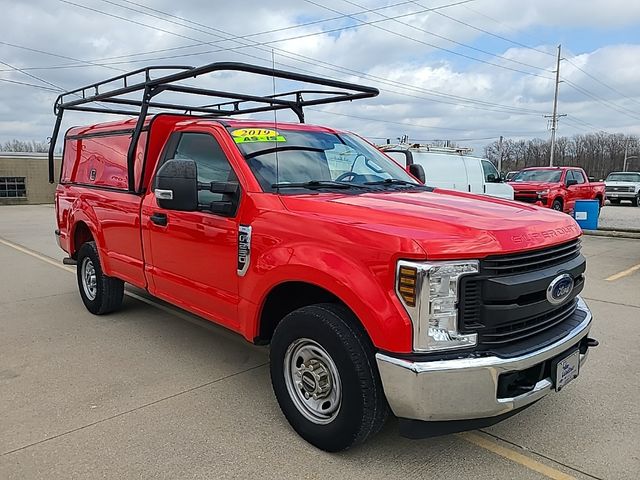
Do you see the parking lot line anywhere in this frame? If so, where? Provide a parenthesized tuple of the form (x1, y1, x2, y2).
(0, 234, 584, 477)
(605, 263, 640, 281)
(459, 432, 576, 480)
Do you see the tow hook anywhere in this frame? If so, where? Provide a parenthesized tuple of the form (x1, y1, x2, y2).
(586, 338, 599, 348)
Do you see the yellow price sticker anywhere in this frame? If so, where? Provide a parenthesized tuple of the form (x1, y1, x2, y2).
(231, 128, 286, 144)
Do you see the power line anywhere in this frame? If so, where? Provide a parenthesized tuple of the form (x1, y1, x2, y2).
(562, 79, 640, 122)
(305, 0, 553, 78)
(563, 56, 640, 108)
(43, 0, 548, 117)
(0, 78, 60, 92)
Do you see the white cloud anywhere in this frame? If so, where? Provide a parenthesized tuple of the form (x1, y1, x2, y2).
(0, 0, 638, 154)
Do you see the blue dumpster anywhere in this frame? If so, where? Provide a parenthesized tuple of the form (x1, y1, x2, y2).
(573, 199, 600, 230)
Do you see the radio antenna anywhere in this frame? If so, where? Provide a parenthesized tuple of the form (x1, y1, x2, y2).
(271, 50, 280, 190)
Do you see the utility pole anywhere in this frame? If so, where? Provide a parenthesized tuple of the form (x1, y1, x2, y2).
(624, 143, 628, 172)
(546, 44, 565, 167)
(497, 135, 504, 173)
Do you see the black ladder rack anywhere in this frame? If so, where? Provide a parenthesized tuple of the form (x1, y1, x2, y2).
(48, 61, 379, 191)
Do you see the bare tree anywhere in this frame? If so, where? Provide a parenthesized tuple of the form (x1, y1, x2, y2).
(485, 132, 640, 177)
(2, 139, 49, 153)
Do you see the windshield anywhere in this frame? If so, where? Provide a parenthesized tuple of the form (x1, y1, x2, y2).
(606, 173, 640, 182)
(512, 169, 562, 183)
(228, 127, 419, 192)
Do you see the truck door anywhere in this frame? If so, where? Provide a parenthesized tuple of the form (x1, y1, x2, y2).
(141, 130, 241, 331)
(565, 170, 580, 212)
(573, 169, 589, 199)
(462, 156, 484, 194)
(481, 159, 514, 199)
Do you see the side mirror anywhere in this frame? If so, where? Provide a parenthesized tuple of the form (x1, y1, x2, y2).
(566, 179, 578, 187)
(588, 176, 595, 182)
(408, 164, 426, 183)
(155, 159, 198, 211)
(487, 173, 499, 183)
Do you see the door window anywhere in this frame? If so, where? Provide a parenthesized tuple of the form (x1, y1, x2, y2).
(572, 170, 586, 184)
(173, 133, 238, 204)
(481, 160, 500, 182)
(565, 170, 575, 185)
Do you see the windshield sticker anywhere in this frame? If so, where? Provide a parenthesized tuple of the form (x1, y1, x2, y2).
(231, 128, 286, 144)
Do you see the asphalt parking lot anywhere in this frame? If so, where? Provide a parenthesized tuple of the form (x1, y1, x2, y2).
(599, 202, 640, 231)
(1, 205, 639, 480)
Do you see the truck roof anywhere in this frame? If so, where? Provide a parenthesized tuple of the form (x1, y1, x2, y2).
(521, 166, 580, 171)
(66, 115, 346, 138)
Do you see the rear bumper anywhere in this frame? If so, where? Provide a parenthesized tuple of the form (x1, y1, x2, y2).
(376, 296, 593, 423)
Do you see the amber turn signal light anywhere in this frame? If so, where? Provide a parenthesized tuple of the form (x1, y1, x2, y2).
(398, 266, 418, 307)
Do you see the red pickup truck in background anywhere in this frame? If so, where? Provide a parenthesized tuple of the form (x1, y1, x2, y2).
(49, 63, 597, 452)
(509, 167, 605, 213)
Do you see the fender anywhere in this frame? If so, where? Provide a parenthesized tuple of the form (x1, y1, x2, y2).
(240, 243, 416, 353)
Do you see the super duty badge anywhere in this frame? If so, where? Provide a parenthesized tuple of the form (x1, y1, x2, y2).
(237, 225, 252, 276)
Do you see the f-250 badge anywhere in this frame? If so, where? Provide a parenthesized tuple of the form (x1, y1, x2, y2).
(237, 225, 252, 276)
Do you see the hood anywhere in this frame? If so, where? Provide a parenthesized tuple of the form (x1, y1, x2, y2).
(280, 189, 581, 260)
(509, 181, 557, 191)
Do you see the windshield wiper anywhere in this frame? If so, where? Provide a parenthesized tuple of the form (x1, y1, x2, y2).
(272, 180, 368, 190)
(364, 178, 418, 186)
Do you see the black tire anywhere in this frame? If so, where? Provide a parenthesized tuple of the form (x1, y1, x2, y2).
(76, 241, 124, 315)
(632, 196, 639, 207)
(552, 198, 563, 211)
(270, 303, 388, 452)
(609, 198, 621, 205)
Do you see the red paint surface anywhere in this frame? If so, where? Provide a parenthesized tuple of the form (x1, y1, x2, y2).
(56, 116, 583, 353)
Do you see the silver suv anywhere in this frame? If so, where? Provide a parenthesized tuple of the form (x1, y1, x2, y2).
(605, 172, 640, 206)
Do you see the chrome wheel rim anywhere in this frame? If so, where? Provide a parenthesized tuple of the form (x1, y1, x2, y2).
(283, 338, 342, 424)
(81, 257, 97, 301)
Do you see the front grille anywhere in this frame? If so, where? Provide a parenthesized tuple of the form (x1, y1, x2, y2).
(459, 239, 585, 354)
(482, 239, 581, 275)
(515, 196, 539, 204)
(477, 300, 578, 346)
(606, 185, 633, 192)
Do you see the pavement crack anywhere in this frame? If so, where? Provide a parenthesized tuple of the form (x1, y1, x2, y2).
(1, 361, 269, 457)
(581, 296, 640, 310)
(478, 429, 605, 480)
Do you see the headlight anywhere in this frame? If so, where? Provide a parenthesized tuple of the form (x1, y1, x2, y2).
(396, 260, 479, 352)
(536, 189, 550, 195)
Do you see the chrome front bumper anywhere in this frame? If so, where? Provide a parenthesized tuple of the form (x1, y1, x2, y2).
(376, 296, 593, 422)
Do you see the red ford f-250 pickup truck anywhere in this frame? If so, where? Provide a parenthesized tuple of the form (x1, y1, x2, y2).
(50, 63, 597, 452)
(509, 166, 605, 213)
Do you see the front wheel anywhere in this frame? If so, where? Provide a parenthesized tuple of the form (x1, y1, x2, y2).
(632, 196, 639, 207)
(552, 199, 563, 211)
(270, 304, 388, 452)
(76, 241, 124, 315)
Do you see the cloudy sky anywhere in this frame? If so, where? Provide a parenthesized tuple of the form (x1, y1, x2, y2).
(1, 0, 639, 153)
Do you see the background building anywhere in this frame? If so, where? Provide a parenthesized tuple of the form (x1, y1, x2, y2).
(0, 153, 61, 205)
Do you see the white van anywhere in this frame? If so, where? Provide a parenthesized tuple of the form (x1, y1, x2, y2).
(381, 145, 514, 200)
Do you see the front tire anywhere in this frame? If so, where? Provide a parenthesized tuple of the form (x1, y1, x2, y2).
(270, 304, 388, 452)
(632, 196, 639, 207)
(552, 198, 563, 211)
(76, 241, 124, 315)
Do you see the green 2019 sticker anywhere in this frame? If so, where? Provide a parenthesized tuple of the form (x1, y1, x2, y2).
(231, 128, 286, 143)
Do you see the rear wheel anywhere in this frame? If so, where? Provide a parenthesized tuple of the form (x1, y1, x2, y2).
(76, 241, 124, 315)
(270, 303, 388, 452)
(552, 198, 563, 211)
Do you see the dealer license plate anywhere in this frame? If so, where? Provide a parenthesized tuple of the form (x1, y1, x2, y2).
(554, 350, 580, 391)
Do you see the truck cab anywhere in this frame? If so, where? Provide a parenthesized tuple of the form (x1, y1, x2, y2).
(50, 62, 597, 452)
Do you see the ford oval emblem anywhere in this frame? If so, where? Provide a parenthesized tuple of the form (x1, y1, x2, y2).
(546, 274, 574, 305)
